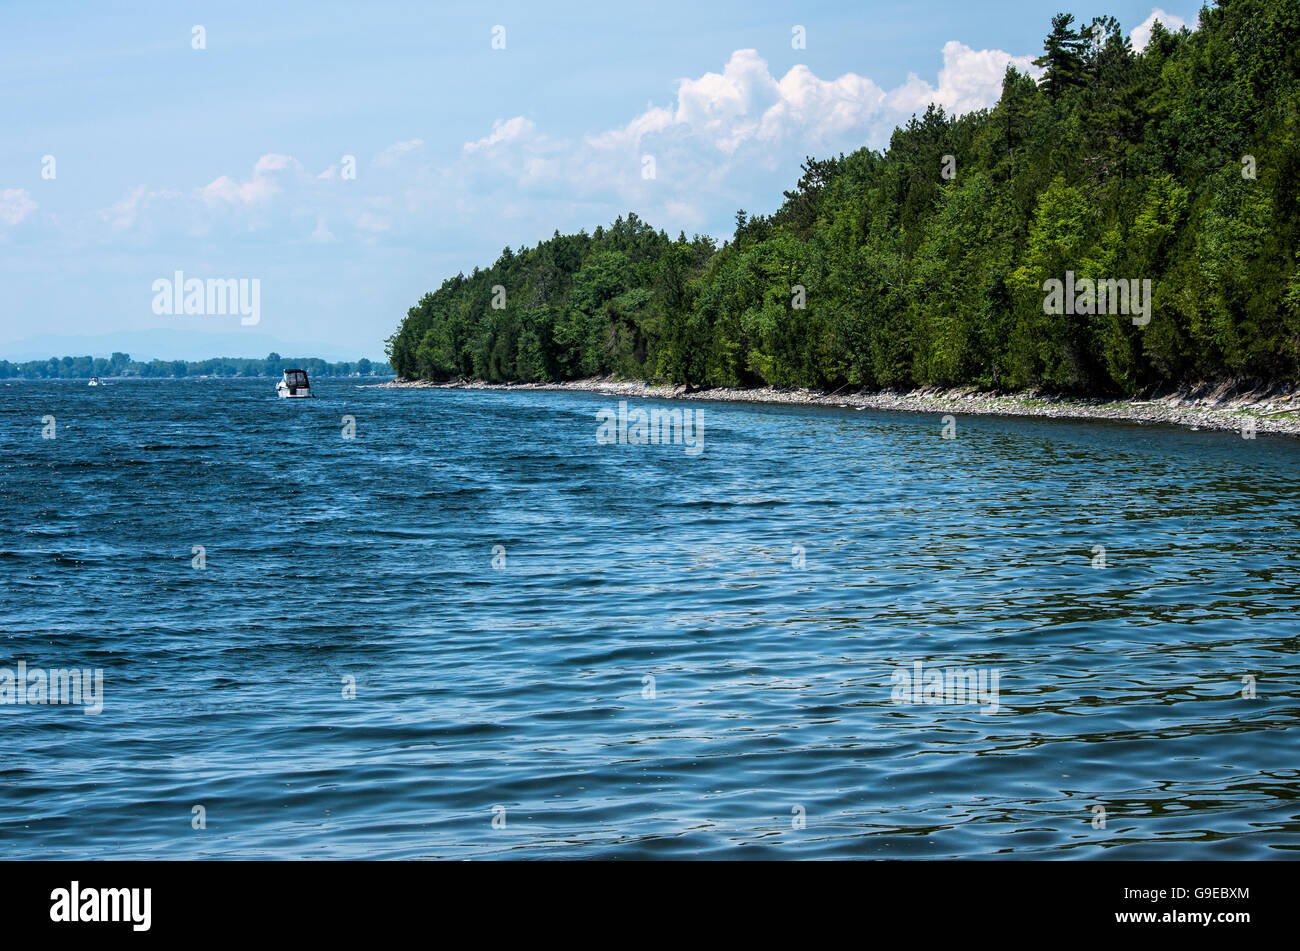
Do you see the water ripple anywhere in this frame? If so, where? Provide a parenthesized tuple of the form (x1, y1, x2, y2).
(1, 380, 1298, 858)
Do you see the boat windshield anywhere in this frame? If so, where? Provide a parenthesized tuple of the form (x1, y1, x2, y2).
(284, 371, 309, 388)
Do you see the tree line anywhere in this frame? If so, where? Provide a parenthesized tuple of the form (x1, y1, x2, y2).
(1, 353, 392, 380)
(387, 1, 1300, 395)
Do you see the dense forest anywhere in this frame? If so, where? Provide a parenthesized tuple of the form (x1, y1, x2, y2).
(0, 353, 391, 380)
(387, 1, 1300, 395)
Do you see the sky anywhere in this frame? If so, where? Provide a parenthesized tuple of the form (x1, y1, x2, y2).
(0, 1, 1197, 362)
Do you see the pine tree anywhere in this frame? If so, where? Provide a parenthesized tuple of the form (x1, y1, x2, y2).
(1033, 13, 1088, 101)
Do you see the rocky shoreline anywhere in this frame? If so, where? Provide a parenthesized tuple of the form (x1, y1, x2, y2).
(367, 376, 1300, 437)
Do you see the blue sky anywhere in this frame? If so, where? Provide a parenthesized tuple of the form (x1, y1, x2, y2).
(0, 1, 1198, 361)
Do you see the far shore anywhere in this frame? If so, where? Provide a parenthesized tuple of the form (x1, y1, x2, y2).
(367, 376, 1300, 438)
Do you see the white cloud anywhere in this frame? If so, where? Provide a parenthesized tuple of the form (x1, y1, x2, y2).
(1132, 8, 1189, 51)
(0, 188, 37, 227)
(670, 50, 784, 152)
(374, 138, 425, 167)
(458, 44, 1040, 230)
(464, 117, 536, 154)
(197, 153, 302, 205)
(470, 44, 1038, 168)
(887, 41, 1040, 117)
(100, 185, 147, 230)
(309, 216, 334, 243)
(97, 184, 183, 231)
(88, 140, 444, 245)
(760, 64, 884, 146)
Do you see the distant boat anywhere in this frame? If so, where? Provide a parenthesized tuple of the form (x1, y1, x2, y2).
(88, 377, 103, 387)
(276, 368, 312, 399)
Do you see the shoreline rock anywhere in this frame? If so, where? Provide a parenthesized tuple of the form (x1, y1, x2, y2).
(365, 376, 1300, 437)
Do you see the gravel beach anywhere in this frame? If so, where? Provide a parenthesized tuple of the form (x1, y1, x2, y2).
(369, 376, 1300, 437)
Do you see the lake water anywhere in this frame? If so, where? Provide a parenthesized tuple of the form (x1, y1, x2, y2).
(2, 378, 1298, 858)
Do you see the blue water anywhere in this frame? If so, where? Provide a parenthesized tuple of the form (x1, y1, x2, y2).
(2, 378, 1298, 859)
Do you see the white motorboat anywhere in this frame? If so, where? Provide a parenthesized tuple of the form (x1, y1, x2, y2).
(88, 377, 103, 386)
(276, 368, 312, 398)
